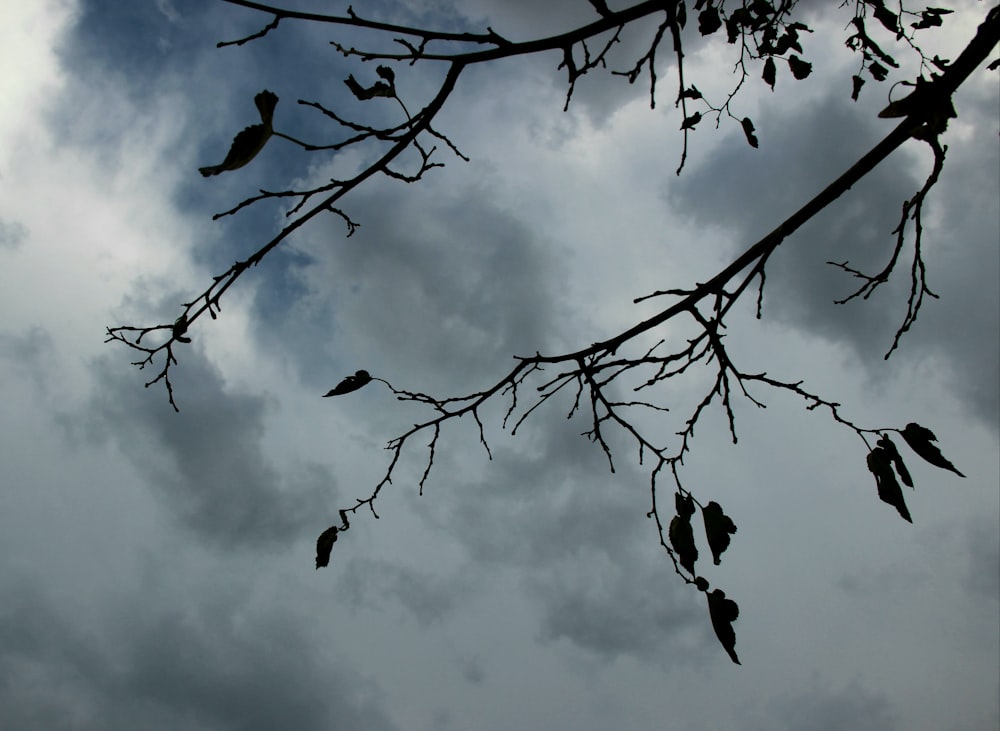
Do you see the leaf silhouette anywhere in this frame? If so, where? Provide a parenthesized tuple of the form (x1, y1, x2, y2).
(707, 589, 741, 665)
(877, 435, 913, 487)
(315, 525, 339, 569)
(867, 447, 912, 522)
(762, 56, 776, 88)
(702, 501, 737, 565)
(872, 2, 900, 36)
(740, 117, 759, 148)
(851, 73, 865, 101)
(323, 369, 373, 397)
(680, 112, 703, 130)
(344, 74, 394, 100)
(199, 90, 278, 177)
(669, 493, 698, 574)
(901, 422, 965, 477)
(698, 5, 722, 36)
(787, 55, 812, 80)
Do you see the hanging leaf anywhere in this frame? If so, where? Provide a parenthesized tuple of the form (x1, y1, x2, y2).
(698, 5, 722, 36)
(867, 447, 912, 522)
(851, 74, 865, 101)
(787, 55, 812, 80)
(702, 501, 738, 564)
(669, 493, 699, 574)
(868, 61, 889, 81)
(199, 91, 279, 177)
(900, 423, 966, 477)
(315, 525, 339, 569)
(680, 112, 703, 130)
(707, 589, 741, 664)
(912, 7, 952, 30)
(376, 65, 396, 83)
(740, 117, 759, 148)
(762, 56, 776, 88)
(877, 435, 913, 487)
(681, 85, 703, 100)
(323, 369, 373, 397)
(872, 2, 900, 36)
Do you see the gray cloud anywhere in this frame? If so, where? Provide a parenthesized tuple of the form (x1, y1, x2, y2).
(0, 578, 397, 731)
(965, 517, 1000, 601)
(0, 218, 27, 250)
(72, 350, 336, 552)
(742, 681, 899, 731)
(667, 88, 999, 429)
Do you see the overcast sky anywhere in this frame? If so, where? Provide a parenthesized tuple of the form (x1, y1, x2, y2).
(1, 1, 997, 729)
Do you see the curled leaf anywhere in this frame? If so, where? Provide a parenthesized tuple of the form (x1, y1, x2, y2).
(702, 501, 737, 564)
(680, 112, 703, 130)
(323, 369, 373, 398)
(740, 117, 759, 148)
(787, 55, 812, 80)
(669, 494, 698, 574)
(851, 74, 865, 101)
(199, 91, 278, 177)
(867, 447, 912, 522)
(901, 423, 965, 477)
(681, 85, 703, 100)
(698, 5, 722, 36)
(707, 589, 741, 664)
(376, 65, 395, 83)
(762, 56, 776, 88)
(873, 2, 900, 36)
(316, 525, 339, 569)
(878, 435, 912, 487)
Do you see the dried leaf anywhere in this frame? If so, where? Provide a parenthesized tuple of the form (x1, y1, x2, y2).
(323, 370, 373, 397)
(878, 435, 913, 487)
(762, 56, 776, 88)
(702, 501, 737, 565)
(315, 525, 339, 569)
(787, 55, 812, 80)
(698, 6, 722, 36)
(707, 589, 741, 664)
(199, 91, 279, 177)
(851, 74, 865, 101)
(680, 112, 703, 130)
(740, 117, 759, 148)
(669, 494, 698, 574)
(867, 447, 912, 522)
(901, 423, 965, 477)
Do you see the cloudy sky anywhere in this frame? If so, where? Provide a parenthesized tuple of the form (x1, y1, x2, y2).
(1, 1, 997, 729)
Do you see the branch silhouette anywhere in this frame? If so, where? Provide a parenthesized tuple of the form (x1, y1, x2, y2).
(106, 1, 997, 663)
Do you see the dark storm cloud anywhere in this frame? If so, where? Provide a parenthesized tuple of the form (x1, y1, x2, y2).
(339, 557, 468, 626)
(0, 578, 398, 731)
(73, 350, 336, 552)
